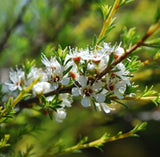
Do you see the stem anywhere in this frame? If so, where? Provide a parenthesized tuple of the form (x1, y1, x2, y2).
(110, 96, 158, 102)
(96, 20, 160, 80)
(0, 78, 39, 118)
(97, 0, 120, 43)
(41, 125, 141, 157)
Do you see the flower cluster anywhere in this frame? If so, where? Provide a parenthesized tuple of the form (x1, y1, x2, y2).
(1, 42, 133, 122)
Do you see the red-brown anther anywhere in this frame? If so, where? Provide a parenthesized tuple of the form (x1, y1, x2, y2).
(51, 66, 56, 70)
(92, 56, 101, 64)
(114, 53, 119, 59)
(109, 85, 114, 91)
(111, 73, 116, 77)
(83, 88, 93, 97)
(19, 80, 24, 86)
(73, 56, 81, 63)
(69, 71, 76, 79)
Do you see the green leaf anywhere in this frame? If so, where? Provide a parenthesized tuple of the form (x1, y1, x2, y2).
(125, 56, 141, 72)
(47, 109, 53, 120)
(0, 134, 10, 149)
(108, 53, 114, 66)
(58, 44, 63, 57)
(119, 0, 134, 7)
(99, 4, 111, 20)
(116, 131, 123, 137)
(62, 46, 68, 58)
(97, 36, 107, 45)
(78, 136, 88, 145)
(41, 95, 47, 103)
(132, 122, 147, 132)
(23, 59, 35, 75)
(122, 27, 139, 49)
(137, 122, 147, 131)
(154, 6, 160, 23)
(141, 85, 157, 97)
(105, 24, 115, 35)
(130, 134, 140, 137)
(92, 35, 97, 47)
(112, 99, 128, 108)
(72, 149, 82, 153)
(63, 65, 73, 76)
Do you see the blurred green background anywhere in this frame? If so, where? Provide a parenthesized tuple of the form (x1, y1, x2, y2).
(0, 0, 160, 156)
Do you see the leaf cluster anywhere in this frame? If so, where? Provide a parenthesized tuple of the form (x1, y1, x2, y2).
(122, 27, 140, 49)
(39, 95, 62, 120)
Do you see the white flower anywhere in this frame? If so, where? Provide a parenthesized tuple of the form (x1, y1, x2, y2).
(1, 84, 19, 102)
(106, 63, 130, 99)
(5, 68, 25, 91)
(98, 42, 114, 54)
(67, 47, 91, 62)
(32, 81, 51, 95)
(41, 54, 70, 90)
(54, 108, 67, 123)
(59, 93, 72, 107)
(115, 46, 124, 57)
(72, 75, 105, 107)
(27, 67, 48, 85)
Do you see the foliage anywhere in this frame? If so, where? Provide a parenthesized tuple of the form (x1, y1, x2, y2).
(0, 0, 160, 157)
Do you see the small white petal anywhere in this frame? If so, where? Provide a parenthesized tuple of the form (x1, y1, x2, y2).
(78, 75, 87, 87)
(94, 93, 105, 102)
(115, 47, 124, 56)
(114, 90, 124, 99)
(81, 97, 90, 107)
(51, 83, 59, 91)
(46, 96, 54, 102)
(32, 82, 50, 95)
(101, 103, 113, 114)
(92, 81, 103, 91)
(61, 77, 70, 85)
(95, 103, 102, 111)
(54, 109, 67, 123)
(72, 87, 80, 96)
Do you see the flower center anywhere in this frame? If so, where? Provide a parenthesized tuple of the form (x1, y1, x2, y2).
(51, 66, 56, 70)
(73, 56, 81, 63)
(69, 71, 76, 79)
(83, 88, 93, 97)
(109, 84, 114, 91)
(52, 75, 60, 82)
(92, 56, 101, 64)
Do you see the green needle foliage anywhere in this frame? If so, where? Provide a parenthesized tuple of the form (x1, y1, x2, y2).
(0, 0, 160, 157)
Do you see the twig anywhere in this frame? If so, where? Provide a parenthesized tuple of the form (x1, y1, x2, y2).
(97, 0, 120, 43)
(39, 123, 146, 157)
(0, 0, 31, 53)
(96, 20, 160, 80)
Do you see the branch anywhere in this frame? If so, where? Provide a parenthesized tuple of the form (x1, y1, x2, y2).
(96, 20, 160, 80)
(39, 122, 147, 157)
(0, 0, 31, 53)
(110, 96, 158, 103)
(0, 78, 39, 120)
(97, 0, 120, 43)
(19, 84, 75, 107)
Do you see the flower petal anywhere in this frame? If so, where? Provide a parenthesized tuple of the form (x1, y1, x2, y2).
(81, 97, 90, 107)
(72, 87, 80, 96)
(78, 75, 87, 87)
(61, 77, 70, 85)
(101, 103, 113, 114)
(94, 93, 105, 102)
